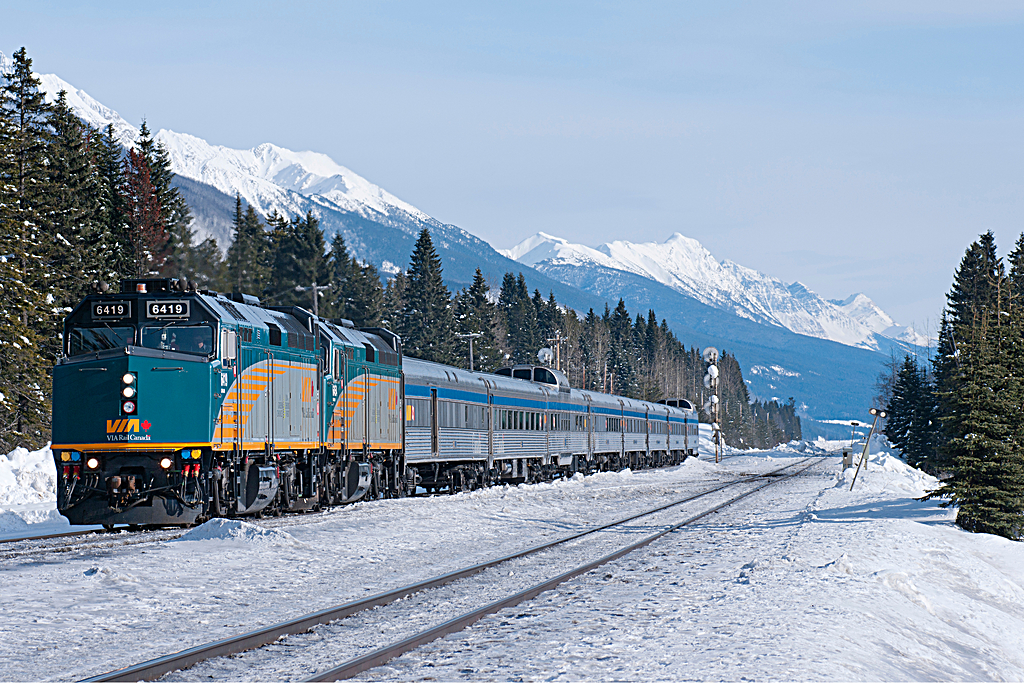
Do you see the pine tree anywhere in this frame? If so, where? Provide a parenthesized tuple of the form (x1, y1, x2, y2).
(885, 355, 939, 471)
(381, 270, 407, 332)
(121, 147, 166, 276)
(47, 91, 106, 312)
(0, 47, 53, 447)
(927, 233, 1024, 539)
(399, 228, 454, 363)
(326, 234, 382, 326)
(94, 123, 132, 281)
(136, 121, 194, 279)
(453, 268, 503, 371)
(499, 273, 540, 364)
(268, 211, 330, 311)
(226, 195, 271, 296)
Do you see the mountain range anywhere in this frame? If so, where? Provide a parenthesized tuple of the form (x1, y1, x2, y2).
(501, 232, 927, 350)
(16, 53, 925, 423)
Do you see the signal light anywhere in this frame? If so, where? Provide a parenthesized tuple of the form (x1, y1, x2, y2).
(60, 452, 71, 462)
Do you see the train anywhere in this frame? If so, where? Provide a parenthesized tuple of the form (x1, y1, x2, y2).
(51, 277, 699, 529)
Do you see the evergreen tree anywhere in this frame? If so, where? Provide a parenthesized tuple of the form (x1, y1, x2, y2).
(0, 47, 53, 447)
(121, 147, 166, 276)
(381, 269, 407, 332)
(326, 234, 382, 326)
(226, 195, 271, 296)
(927, 233, 1024, 539)
(94, 123, 132, 281)
(453, 268, 503, 371)
(885, 355, 939, 471)
(499, 272, 540, 364)
(46, 91, 106, 312)
(399, 228, 454, 363)
(268, 211, 330, 311)
(136, 121, 194, 279)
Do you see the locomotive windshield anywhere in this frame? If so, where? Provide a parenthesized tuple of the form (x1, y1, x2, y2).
(67, 326, 134, 356)
(140, 323, 214, 356)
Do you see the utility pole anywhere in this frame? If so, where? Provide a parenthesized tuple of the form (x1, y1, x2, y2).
(546, 330, 563, 371)
(456, 332, 482, 372)
(294, 282, 331, 317)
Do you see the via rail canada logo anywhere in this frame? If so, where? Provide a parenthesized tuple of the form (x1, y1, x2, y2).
(106, 418, 152, 442)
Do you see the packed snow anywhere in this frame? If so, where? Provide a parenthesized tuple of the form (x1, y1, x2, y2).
(0, 444, 73, 537)
(501, 231, 927, 352)
(1, 436, 1022, 681)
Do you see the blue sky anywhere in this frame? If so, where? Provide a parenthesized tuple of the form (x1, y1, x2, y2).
(5, 1, 1024, 329)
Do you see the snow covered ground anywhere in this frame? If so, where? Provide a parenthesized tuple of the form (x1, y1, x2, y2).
(1, 439, 1021, 681)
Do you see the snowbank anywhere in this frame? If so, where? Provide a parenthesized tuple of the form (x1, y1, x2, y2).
(175, 518, 305, 548)
(0, 444, 74, 536)
(0, 444, 55, 506)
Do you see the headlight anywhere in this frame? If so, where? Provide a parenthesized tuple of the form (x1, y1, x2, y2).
(122, 373, 135, 385)
(86, 457, 100, 469)
(160, 457, 173, 469)
(122, 386, 136, 398)
(122, 400, 136, 414)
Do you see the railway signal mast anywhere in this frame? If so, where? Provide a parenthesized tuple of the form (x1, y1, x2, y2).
(702, 347, 721, 463)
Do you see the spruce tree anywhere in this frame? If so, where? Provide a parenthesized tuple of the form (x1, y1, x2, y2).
(885, 355, 939, 471)
(94, 123, 132, 281)
(399, 228, 454, 363)
(499, 273, 540, 364)
(928, 233, 1024, 539)
(326, 234, 382, 326)
(381, 269, 407, 332)
(121, 147, 166, 276)
(0, 47, 53, 446)
(47, 91, 105, 312)
(453, 268, 503, 372)
(268, 211, 330, 311)
(137, 121, 194, 278)
(226, 195, 271, 296)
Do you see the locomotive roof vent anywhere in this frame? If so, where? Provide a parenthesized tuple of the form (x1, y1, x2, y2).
(229, 291, 261, 306)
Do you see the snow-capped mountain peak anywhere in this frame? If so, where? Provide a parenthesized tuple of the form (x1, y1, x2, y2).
(830, 293, 929, 347)
(503, 231, 921, 351)
(20, 57, 431, 247)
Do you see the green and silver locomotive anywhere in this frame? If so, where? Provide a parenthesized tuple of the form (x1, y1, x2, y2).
(52, 278, 405, 528)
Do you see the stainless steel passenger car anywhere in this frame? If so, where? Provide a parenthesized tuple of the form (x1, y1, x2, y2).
(403, 360, 698, 491)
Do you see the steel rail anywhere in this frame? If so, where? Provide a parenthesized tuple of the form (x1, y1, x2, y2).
(80, 457, 815, 683)
(306, 457, 820, 682)
(0, 529, 99, 544)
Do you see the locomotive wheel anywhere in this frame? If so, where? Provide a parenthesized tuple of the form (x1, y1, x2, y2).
(102, 524, 115, 532)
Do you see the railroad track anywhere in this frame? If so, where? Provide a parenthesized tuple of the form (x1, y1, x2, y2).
(82, 456, 821, 683)
(0, 452, 740, 556)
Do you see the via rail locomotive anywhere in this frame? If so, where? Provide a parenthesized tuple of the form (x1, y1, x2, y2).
(52, 278, 698, 528)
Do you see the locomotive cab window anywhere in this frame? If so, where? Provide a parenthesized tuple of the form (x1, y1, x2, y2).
(67, 326, 134, 356)
(140, 324, 214, 356)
